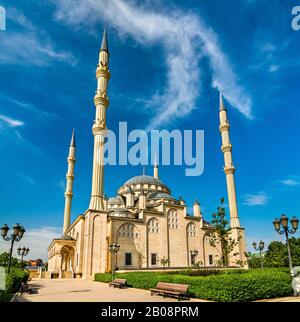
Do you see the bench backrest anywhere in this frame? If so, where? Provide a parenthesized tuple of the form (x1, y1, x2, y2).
(113, 278, 127, 285)
(156, 282, 189, 293)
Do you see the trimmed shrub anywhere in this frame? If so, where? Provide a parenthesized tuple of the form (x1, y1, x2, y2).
(0, 268, 29, 302)
(94, 268, 293, 302)
(5, 268, 29, 293)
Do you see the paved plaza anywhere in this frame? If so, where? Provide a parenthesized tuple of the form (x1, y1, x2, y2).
(12, 278, 300, 302)
(13, 278, 204, 302)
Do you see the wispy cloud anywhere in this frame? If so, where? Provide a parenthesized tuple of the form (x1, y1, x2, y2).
(0, 8, 75, 66)
(281, 179, 299, 187)
(0, 93, 57, 120)
(18, 172, 35, 185)
(52, 0, 252, 127)
(0, 114, 24, 128)
(0, 226, 61, 261)
(243, 192, 270, 206)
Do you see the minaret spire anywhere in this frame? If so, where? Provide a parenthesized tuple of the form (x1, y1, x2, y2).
(100, 24, 109, 53)
(218, 93, 240, 228)
(63, 129, 76, 234)
(153, 154, 159, 179)
(89, 26, 111, 211)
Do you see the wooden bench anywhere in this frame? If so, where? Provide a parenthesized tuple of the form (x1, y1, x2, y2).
(150, 282, 189, 300)
(109, 278, 127, 289)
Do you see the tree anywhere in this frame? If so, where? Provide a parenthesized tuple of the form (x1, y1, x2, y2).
(0, 252, 19, 267)
(160, 257, 170, 270)
(264, 238, 300, 268)
(246, 252, 265, 269)
(207, 198, 240, 266)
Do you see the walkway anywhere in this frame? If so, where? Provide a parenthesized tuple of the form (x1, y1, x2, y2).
(13, 278, 204, 302)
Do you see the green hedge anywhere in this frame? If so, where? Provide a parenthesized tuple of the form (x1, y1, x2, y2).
(95, 269, 293, 302)
(0, 268, 29, 302)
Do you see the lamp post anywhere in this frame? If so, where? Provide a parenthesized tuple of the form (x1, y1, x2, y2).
(190, 250, 198, 266)
(252, 240, 265, 270)
(108, 243, 120, 282)
(17, 247, 29, 268)
(273, 215, 299, 276)
(1, 223, 25, 273)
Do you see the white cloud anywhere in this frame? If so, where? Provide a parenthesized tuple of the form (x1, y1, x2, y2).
(52, 0, 252, 127)
(0, 226, 61, 261)
(269, 64, 279, 72)
(281, 179, 299, 186)
(0, 8, 75, 66)
(0, 114, 24, 127)
(243, 192, 270, 206)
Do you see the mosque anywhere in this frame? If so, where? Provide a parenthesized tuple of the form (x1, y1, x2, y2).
(47, 27, 247, 279)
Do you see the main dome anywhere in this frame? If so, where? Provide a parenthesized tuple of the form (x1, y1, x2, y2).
(118, 175, 171, 195)
(124, 175, 164, 186)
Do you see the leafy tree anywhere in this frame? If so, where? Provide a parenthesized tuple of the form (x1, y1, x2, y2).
(0, 252, 19, 267)
(208, 198, 239, 266)
(264, 238, 300, 268)
(246, 252, 265, 269)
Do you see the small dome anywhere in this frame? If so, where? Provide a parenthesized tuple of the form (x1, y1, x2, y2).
(108, 195, 124, 204)
(148, 192, 176, 200)
(108, 208, 135, 218)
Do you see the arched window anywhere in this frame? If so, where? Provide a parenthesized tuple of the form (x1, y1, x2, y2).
(118, 223, 138, 238)
(168, 209, 178, 229)
(187, 223, 196, 237)
(148, 218, 160, 234)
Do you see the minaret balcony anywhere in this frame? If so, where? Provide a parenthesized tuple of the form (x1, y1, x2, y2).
(67, 156, 76, 163)
(221, 144, 233, 153)
(223, 165, 235, 175)
(66, 174, 75, 180)
(96, 67, 110, 80)
(64, 191, 73, 198)
(94, 92, 109, 107)
(219, 122, 230, 132)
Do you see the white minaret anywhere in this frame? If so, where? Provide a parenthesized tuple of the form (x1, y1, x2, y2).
(89, 26, 110, 211)
(63, 129, 76, 234)
(219, 93, 241, 228)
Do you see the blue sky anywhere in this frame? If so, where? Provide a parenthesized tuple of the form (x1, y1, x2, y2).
(0, 0, 300, 260)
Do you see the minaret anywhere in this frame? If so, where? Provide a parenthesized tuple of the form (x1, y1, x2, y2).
(63, 129, 76, 234)
(153, 154, 159, 179)
(219, 93, 241, 228)
(89, 26, 110, 211)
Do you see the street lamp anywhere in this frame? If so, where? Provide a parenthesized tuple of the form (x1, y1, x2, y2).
(1, 223, 26, 273)
(17, 247, 30, 268)
(252, 240, 265, 270)
(108, 243, 120, 282)
(190, 250, 198, 266)
(273, 215, 299, 276)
